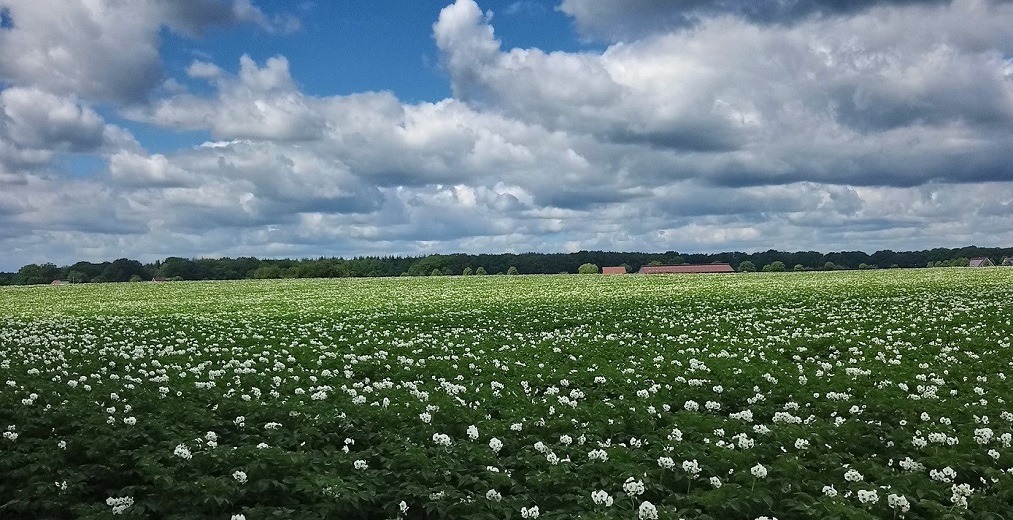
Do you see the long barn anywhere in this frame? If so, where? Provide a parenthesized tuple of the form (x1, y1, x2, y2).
(638, 264, 735, 274)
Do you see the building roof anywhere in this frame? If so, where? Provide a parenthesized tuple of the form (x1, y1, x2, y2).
(969, 257, 994, 267)
(638, 263, 735, 274)
(602, 266, 626, 275)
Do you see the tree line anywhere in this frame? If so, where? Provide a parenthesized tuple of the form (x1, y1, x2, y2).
(2, 246, 1011, 285)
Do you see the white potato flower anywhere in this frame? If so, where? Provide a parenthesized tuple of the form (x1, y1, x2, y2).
(638, 501, 658, 520)
(173, 444, 192, 460)
(844, 469, 863, 482)
(591, 490, 613, 507)
(857, 489, 879, 504)
(623, 477, 645, 497)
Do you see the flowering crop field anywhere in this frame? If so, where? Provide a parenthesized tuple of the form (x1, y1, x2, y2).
(2, 270, 1013, 520)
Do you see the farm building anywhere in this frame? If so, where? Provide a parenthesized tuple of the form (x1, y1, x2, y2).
(638, 263, 735, 274)
(969, 257, 994, 267)
(602, 266, 627, 275)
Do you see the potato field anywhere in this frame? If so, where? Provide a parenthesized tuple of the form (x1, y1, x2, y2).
(2, 270, 1012, 519)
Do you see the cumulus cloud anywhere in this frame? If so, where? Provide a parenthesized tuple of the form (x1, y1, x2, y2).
(3, 0, 1013, 269)
(0, 0, 292, 103)
(135, 55, 327, 141)
(0, 87, 138, 177)
(559, 0, 954, 42)
(434, 0, 1013, 186)
(3, 88, 108, 152)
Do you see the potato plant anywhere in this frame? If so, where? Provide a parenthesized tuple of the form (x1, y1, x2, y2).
(1, 269, 1012, 519)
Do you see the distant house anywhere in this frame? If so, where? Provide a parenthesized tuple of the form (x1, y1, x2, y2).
(602, 266, 627, 275)
(152, 277, 169, 282)
(1002, 257, 1013, 266)
(969, 257, 994, 267)
(50, 280, 70, 285)
(638, 263, 735, 274)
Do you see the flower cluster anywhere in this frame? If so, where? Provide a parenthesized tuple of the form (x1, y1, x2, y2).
(105, 496, 133, 515)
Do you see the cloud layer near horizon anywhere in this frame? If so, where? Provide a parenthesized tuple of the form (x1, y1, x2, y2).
(1, 0, 1012, 269)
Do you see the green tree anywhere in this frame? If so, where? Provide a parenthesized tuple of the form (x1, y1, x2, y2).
(475, 266, 487, 275)
(251, 265, 283, 279)
(737, 261, 756, 272)
(507, 266, 519, 275)
(159, 257, 205, 280)
(793, 264, 805, 271)
(462, 267, 473, 276)
(762, 261, 786, 272)
(129, 274, 143, 282)
(66, 270, 88, 283)
(578, 263, 599, 274)
(407, 255, 451, 276)
(430, 268, 442, 276)
(15, 263, 59, 285)
(824, 261, 837, 271)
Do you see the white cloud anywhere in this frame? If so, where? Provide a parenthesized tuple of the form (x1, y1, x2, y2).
(434, 0, 1013, 186)
(2, 87, 107, 152)
(108, 152, 194, 187)
(558, 0, 959, 42)
(3, 0, 1013, 270)
(0, 0, 292, 103)
(0, 87, 139, 178)
(136, 55, 326, 141)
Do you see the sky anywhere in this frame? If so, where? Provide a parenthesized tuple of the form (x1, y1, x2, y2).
(1, 0, 1012, 271)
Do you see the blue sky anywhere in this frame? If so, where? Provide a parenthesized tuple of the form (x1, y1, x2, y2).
(0, 0, 1012, 270)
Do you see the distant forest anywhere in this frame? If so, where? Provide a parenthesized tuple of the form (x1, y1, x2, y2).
(3, 245, 1012, 285)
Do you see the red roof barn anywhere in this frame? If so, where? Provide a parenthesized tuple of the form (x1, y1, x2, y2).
(638, 263, 735, 274)
(602, 266, 627, 275)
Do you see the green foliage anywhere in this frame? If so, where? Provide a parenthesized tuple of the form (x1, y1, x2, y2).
(67, 271, 89, 284)
(251, 265, 283, 279)
(762, 261, 786, 272)
(737, 261, 756, 272)
(578, 263, 599, 274)
(7, 246, 1013, 283)
(408, 255, 451, 277)
(506, 266, 519, 275)
(462, 267, 474, 276)
(14, 263, 59, 285)
(928, 258, 971, 268)
(2, 271, 1013, 518)
(475, 267, 487, 276)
